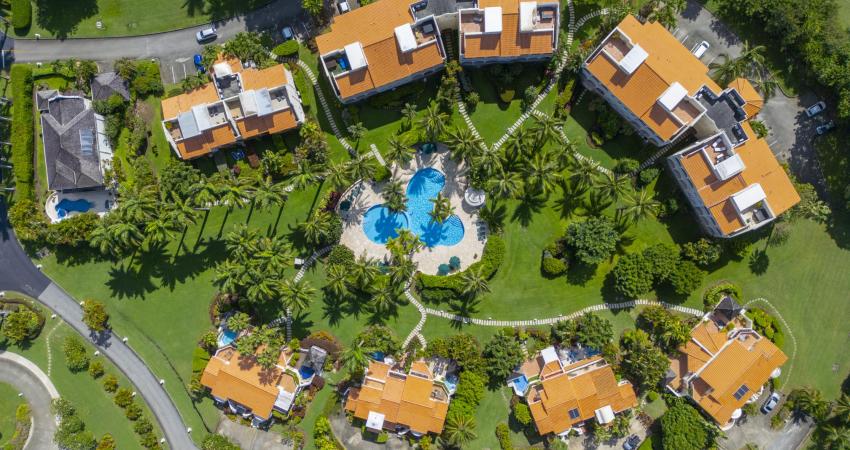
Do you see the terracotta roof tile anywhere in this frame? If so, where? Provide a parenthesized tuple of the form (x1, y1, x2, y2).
(462, 11, 556, 60)
(161, 84, 219, 119)
(200, 346, 291, 419)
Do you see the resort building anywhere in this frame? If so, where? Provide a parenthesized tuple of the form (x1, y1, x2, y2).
(37, 91, 116, 223)
(200, 343, 327, 427)
(507, 347, 637, 436)
(160, 57, 304, 160)
(458, 0, 560, 65)
(665, 297, 787, 430)
(344, 359, 454, 437)
(582, 15, 798, 237)
(316, 0, 447, 104)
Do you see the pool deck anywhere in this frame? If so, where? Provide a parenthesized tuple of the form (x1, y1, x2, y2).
(44, 189, 117, 223)
(339, 146, 487, 275)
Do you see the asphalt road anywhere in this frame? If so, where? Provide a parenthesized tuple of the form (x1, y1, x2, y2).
(0, 352, 59, 450)
(0, 199, 198, 450)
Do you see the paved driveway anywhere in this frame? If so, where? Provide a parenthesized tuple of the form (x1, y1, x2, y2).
(720, 409, 813, 450)
(0, 351, 60, 450)
(675, 0, 827, 190)
(216, 415, 293, 450)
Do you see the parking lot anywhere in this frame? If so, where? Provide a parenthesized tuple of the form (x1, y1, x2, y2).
(721, 408, 813, 450)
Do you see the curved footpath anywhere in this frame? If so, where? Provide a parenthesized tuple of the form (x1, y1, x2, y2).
(0, 351, 60, 450)
(0, 200, 198, 450)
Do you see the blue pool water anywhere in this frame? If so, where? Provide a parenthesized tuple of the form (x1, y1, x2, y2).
(218, 329, 237, 348)
(512, 375, 529, 394)
(298, 365, 315, 380)
(55, 198, 93, 218)
(362, 168, 464, 247)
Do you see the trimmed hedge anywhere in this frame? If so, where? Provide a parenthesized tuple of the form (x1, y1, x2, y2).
(10, 65, 34, 200)
(11, 0, 32, 30)
(273, 41, 300, 58)
(416, 235, 505, 302)
(702, 282, 741, 311)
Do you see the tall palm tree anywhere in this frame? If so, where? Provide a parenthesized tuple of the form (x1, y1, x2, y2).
(247, 276, 282, 304)
(419, 103, 448, 142)
(192, 174, 222, 209)
(739, 41, 766, 68)
(619, 189, 661, 224)
(819, 424, 850, 449)
(219, 176, 249, 212)
(752, 68, 779, 100)
(385, 134, 415, 167)
(382, 178, 407, 213)
(281, 279, 316, 334)
(291, 160, 320, 192)
(569, 157, 600, 190)
(556, 140, 579, 171)
(473, 149, 503, 180)
(460, 265, 490, 298)
(834, 393, 850, 425)
(324, 160, 352, 192)
(446, 126, 484, 165)
(386, 228, 422, 262)
(388, 257, 416, 286)
(486, 169, 523, 199)
(524, 152, 559, 195)
(429, 193, 455, 224)
(166, 191, 199, 253)
(213, 259, 250, 295)
(249, 175, 286, 221)
(370, 283, 401, 315)
(225, 225, 259, 261)
(347, 122, 367, 148)
(349, 155, 377, 183)
(300, 210, 334, 246)
(443, 413, 477, 448)
(794, 387, 829, 421)
(585, 189, 613, 216)
(532, 114, 564, 148)
(90, 220, 119, 257)
(119, 185, 157, 225)
(144, 216, 174, 248)
(351, 255, 381, 291)
(400, 102, 417, 128)
(594, 171, 630, 202)
(340, 343, 369, 376)
(504, 127, 530, 164)
(325, 264, 350, 299)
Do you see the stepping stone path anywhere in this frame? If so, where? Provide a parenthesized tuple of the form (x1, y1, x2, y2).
(369, 143, 386, 166)
(295, 60, 356, 158)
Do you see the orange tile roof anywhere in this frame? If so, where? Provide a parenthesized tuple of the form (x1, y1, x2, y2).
(161, 84, 219, 119)
(669, 320, 788, 425)
(729, 77, 764, 117)
(175, 123, 238, 160)
(585, 15, 721, 141)
(315, 0, 445, 101)
(200, 346, 294, 419)
(527, 355, 637, 435)
(344, 360, 449, 434)
(462, 7, 556, 60)
(678, 123, 800, 235)
(235, 109, 299, 140)
(241, 65, 289, 91)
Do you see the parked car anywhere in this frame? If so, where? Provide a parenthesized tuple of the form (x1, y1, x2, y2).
(806, 101, 826, 118)
(193, 54, 205, 73)
(281, 26, 294, 41)
(623, 435, 641, 450)
(338, 0, 350, 14)
(816, 121, 835, 135)
(196, 27, 217, 43)
(762, 392, 781, 414)
(691, 41, 710, 59)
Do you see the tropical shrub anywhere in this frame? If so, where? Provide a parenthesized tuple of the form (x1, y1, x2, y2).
(611, 252, 655, 298)
(202, 434, 241, 450)
(88, 360, 105, 379)
(702, 282, 741, 310)
(513, 402, 532, 426)
(668, 261, 705, 296)
(103, 374, 119, 393)
(659, 398, 715, 450)
(11, 0, 31, 30)
(273, 40, 300, 58)
(483, 331, 524, 380)
(114, 388, 134, 408)
(638, 167, 660, 187)
(8, 199, 48, 244)
(541, 256, 567, 277)
(495, 422, 513, 450)
(619, 329, 668, 390)
(681, 238, 722, 267)
(746, 308, 785, 348)
(82, 300, 110, 332)
(1, 307, 43, 344)
(426, 333, 485, 375)
(62, 335, 90, 372)
(565, 217, 619, 265)
(417, 235, 505, 301)
(10, 65, 34, 199)
(613, 158, 640, 175)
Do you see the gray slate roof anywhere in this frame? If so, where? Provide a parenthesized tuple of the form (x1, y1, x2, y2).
(91, 71, 130, 101)
(36, 89, 58, 111)
(41, 96, 103, 191)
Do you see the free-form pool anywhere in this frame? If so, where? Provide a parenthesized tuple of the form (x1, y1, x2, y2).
(218, 329, 237, 348)
(362, 168, 464, 247)
(55, 198, 93, 219)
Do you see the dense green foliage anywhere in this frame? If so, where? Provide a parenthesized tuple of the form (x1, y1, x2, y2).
(565, 217, 619, 265)
(612, 244, 681, 298)
(541, 256, 567, 277)
(416, 235, 505, 303)
(668, 261, 706, 296)
(272, 41, 300, 58)
(551, 312, 614, 351)
(53, 398, 98, 450)
(746, 308, 785, 348)
(660, 398, 714, 450)
(681, 239, 722, 267)
(482, 331, 524, 381)
(1, 307, 42, 344)
(636, 306, 691, 354)
(10, 65, 34, 199)
(62, 335, 90, 372)
(618, 329, 668, 390)
(11, 0, 31, 30)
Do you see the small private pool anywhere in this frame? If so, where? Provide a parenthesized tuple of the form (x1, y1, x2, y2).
(55, 198, 93, 219)
(362, 168, 464, 247)
(510, 375, 529, 396)
(218, 329, 237, 348)
(298, 365, 315, 380)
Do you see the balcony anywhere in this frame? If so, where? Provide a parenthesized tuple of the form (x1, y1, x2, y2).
(528, 5, 558, 31)
(225, 98, 244, 119)
(672, 100, 701, 125)
(602, 34, 631, 62)
(269, 87, 290, 111)
(412, 19, 439, 45)
(460, 11, 485, 34)
(323, 52, 350, 77)
(207, 103, 228, 126)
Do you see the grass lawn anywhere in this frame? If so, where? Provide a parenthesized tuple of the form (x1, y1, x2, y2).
(15, 0, 270, 39)
(0, 382, 22, 447)
(1, 296, 161, 449)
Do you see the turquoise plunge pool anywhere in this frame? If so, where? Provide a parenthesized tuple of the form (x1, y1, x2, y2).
(362, 168, 464, 247)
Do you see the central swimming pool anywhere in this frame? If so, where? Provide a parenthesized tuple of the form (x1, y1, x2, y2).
(55, 198, 93, 219)
(362, 168, 464, 247)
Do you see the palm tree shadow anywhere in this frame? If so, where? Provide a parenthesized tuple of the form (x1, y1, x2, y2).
(447, 296, 481, 328)
(511, 194, 546, 226)
(321, 292, 346, 327)
(289, 311, 315, 340)
(106, 264, 157, 299)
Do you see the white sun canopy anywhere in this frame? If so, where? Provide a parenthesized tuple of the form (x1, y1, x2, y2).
(594, 405, 615, 424)
(366, 411, 385, 431)
(619, 44, 648, 75)
(213, 62, 233, 78)
(344, 42, 368, 70)
(191, 104, 213, 131)
(255, 88, 274, 116)
(519, 2, 538, 32)
(239, 90, 258, 116)
(177, 111, 200, 139)
(484, 7, 503, 33)
(714, 153, 745, 180)
(541, 346, 558, 364)
(394, 23, 417, 53)
(732, 183, 767, 211)
(658, 82, 688, 111)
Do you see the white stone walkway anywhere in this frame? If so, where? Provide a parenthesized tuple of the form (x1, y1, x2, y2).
(295, 60, 356, 158)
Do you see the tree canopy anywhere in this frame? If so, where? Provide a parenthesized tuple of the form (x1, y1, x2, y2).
(565, 217, 619, 265)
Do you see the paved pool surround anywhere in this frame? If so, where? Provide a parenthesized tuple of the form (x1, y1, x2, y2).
(339, 145, 487, 275)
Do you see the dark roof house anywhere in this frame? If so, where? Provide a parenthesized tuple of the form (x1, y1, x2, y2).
(91, 72, 130, 101)
(36, 89, 58, 111)
(41, 96, 105, 191)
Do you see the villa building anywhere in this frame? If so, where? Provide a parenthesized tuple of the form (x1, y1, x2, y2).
(316, 0, 447, 104)
(344, 359, 453, 436)
(200, 343, 326, 427)
(507, 347, 637, 436)
(458, 0, 560, 65)
(582, 15, 799, 237)
(160, 57, 304, 160)
(665, 298, 787, 430)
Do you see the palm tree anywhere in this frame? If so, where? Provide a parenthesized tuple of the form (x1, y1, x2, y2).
(710, 42, 765, 87)
(219, 176, 249, 211)
(325, 264, 350, 299)
(118, 185, 157, 225)
(460, 265, 490, 298)
(281, 279, 316, 336)
(166, 192, 199, 253)
(619, 189, 661, 224)
(594, 171, 630, 202)
(556, 140, 579, 171)
(324, 160, 352, 192)
(370, 284, 401, 315)
(349, 155, 377, 183)
(401, 102, 417, 128)
(834, 393, 850, 425)
(504, 127, 530, 163)
(90, 221, 118, 256)
(569, 157, 600, 190)
(144, 217, 175, 248)
(385, 134, 415, 167)
(340, 343, 369, 376)
(291, 160, 320, 192)
(524, 152, 559, 195)
(248, 175, 286, 223)
(819, 424, 850, 449)
(429, 193, 455, 224)
(388, 257, 416, 286)
(532, 114, 563, 148)
(247, 276, 282, 304)
(351, 255, 381, 291)
(751, 68, 779, 100)
(446, 126, 483, 164)
(382, 178, 407, 213)
(347, 122, 367, 148)
(659, 320, 690, 351)
(443, 413, 477, 448)
(473, 149, 503, 180)
(419, 103, 448, 142)
(192, 175, 222, 210)
(585, 189, 613, 215)
(739, 41, 766, 68)
(300, 210, 334, 246)
(645, 0, 684, 28)
(794, 387, 829, 421)
(486, 169, 523, 200)
(225, 225, 259, 261)
(213, 259, 250, 295)
(386, 228, 422, 261)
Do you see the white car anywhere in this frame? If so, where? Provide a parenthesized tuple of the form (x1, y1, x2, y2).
(338, 0, 350, 14)
(806, 101, 826, 118)
(761, 392, 781, 414)
(196, 27, 217, 43)
(691, 41, 710, 59)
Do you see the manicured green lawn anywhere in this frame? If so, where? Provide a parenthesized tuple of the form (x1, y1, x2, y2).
(1, 297, 161, 449)
(0, 382, 22, 447)
(16, 0, 269, 38)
